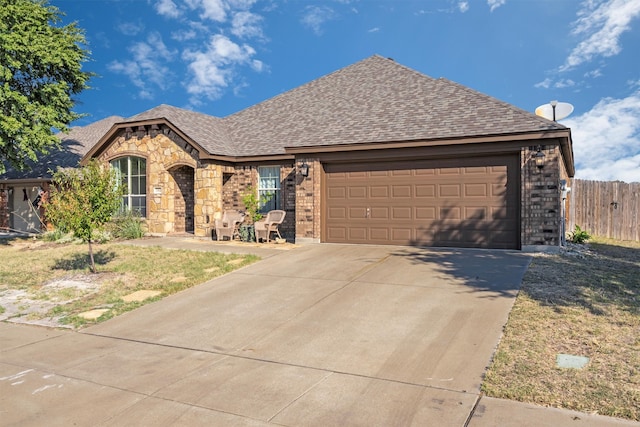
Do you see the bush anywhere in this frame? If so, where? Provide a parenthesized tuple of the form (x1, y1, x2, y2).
(568, 225, 591, 244)
(108, 212, 145, 240)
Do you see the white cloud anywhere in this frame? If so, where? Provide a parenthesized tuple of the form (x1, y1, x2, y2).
(534, 78, 577, 89)
(458, 2, 469, 13)
(563, 89, 640, 182)
(368, 27, 380, 33)
(184, 0, 227, 22)
(183, 34, 261, 101)
(535, 78, 552, 89)
(231, 11, 264, 39)
(555, 79, 577, 89)
(226, 0, 257, 9)
(171, 28, 198, 41)
(561, 0, 640, 71)
(301, 5, 335, 35)
(117, 22, 144, 36)
(487, 0, 506, 12)
(108, 32, 175, 99)
(155, 0, 181, 18)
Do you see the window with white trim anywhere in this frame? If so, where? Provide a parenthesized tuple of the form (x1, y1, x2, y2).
(111, 156, 147, 217)
(258, 166, 280, 212)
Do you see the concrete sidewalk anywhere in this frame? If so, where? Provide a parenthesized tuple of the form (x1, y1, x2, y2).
(1, 238, 638, 426)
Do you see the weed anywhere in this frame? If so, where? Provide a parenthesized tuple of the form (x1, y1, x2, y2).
(568, 224, 591, 244)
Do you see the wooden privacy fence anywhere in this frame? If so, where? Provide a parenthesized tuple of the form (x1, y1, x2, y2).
(568, 179, 640, 241)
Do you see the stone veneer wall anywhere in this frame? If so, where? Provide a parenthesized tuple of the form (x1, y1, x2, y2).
(521, 144, 562, 248)
(97, 125, 221, 237)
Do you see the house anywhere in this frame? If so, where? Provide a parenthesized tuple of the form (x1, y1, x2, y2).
(0, 55, 574, 250)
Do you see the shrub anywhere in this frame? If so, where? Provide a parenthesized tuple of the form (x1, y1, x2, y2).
(108, 212, 145, 240)
(568, 225, 591, 244)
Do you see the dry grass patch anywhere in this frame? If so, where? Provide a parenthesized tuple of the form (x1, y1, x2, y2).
(0, 237, 258, 328)
(482, 238, 640, 421)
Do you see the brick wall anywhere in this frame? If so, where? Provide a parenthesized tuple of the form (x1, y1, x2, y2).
(221, 163, 296, 240)
(172, 165, 194, 233)
(521, 145, 562, 248)
(294, 158, 321, 242)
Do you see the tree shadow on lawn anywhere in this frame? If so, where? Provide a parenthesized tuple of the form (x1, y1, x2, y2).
(524, 242, 640, 317)
(394, 241, 639, 316)
(52, 249, 117, 271)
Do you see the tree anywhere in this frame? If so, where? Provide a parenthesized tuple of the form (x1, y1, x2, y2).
(45, 160, 124, 273)
(0, 0, 92, 174)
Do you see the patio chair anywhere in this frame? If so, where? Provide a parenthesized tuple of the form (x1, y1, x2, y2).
(214, 210, 245, 241)
(254, 210, 286, 243)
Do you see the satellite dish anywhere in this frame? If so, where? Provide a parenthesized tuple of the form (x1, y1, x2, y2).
(535, 101, 574, 121)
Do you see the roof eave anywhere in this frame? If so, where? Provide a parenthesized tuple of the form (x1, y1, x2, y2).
(285, 129, 573, 155)
(80, 118, 213, 164)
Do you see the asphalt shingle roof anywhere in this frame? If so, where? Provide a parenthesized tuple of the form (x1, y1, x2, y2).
(2, 54, 568, 179)
(225, 55, 566, 156)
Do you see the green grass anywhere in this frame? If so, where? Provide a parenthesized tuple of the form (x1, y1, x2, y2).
(0, 238, 258, 328)
(482, 237, 640, 421)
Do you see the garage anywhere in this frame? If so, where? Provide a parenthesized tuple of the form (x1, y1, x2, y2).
(323, 154, 520, 249)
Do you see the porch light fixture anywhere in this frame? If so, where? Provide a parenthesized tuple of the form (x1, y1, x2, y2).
(300, 163, 309, 177)
(534, 145, 545, 169)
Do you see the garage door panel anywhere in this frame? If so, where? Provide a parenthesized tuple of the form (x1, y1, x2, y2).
(370, 228, 390, 240)
(391, 206, 412, 220)
(370, 186, 389, 198)
(465, 183, 488, 197)
(328, 187, 346, 199)
(391, 169, 412, 176)
(348, 171, 368, 179)
(464, 207, 487, 220)
(392, 228, 412, 241)
(349, 187, 367, 198)
(464, 166, 489, 174)
(327, 227, 347, 240)
(328, 207, 346, 220)
(414, 169, 435, 176)
(392, 185, 412, 198)
(415, 184, 436, 197)
(439, 184, 461, 198)
(439, 167, 462, 175)
(370, 207, 389, 219)
(415, 207, 436, 220)
(439, 206, 461, 220)
(324, 155, 519, 248)
(348, 207, 367, 219)
(348, 228, 367, 240)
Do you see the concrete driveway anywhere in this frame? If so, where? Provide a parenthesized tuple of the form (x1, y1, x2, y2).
(1, 243, 531, 426)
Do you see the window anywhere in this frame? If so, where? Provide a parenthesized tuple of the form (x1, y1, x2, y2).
(111, 156, 147, 217)
(258, 166, 280, 212)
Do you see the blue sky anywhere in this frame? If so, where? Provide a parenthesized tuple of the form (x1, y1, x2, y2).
(52, 0, 640, 182)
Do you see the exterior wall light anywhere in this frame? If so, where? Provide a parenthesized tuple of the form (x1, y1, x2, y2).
(300, 162, 309, 177)
(534, 145, 545, 169)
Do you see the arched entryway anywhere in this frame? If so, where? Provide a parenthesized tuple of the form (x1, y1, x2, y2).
(170, 165, 195, 234)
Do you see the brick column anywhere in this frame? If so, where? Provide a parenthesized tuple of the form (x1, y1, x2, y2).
(295, 158, 321, 243)
(521, 145, 562, 251)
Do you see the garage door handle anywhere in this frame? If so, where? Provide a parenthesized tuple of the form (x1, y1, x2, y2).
(366, 207, 370, 218)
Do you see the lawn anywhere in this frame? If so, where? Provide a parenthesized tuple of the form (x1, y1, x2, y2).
(0, 237, 258, 328)
(482, 237, 640, 421)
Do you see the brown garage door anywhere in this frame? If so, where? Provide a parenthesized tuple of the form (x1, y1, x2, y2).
(324, 155, 520, 248)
